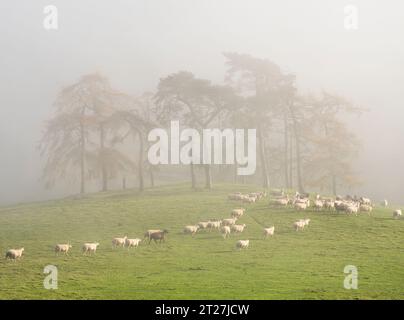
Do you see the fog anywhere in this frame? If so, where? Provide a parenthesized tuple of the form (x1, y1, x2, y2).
(0, 0, 403, 205)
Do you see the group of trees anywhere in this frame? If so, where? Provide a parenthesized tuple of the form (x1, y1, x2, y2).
(40, 53, 362, 195)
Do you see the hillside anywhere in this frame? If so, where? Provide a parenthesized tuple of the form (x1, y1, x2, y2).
(0, 183, 403, 299)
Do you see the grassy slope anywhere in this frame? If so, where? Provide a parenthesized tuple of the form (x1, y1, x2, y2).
(0, 183, 403, 300)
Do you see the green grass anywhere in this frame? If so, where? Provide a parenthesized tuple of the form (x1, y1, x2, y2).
(0, 183, 403, 300)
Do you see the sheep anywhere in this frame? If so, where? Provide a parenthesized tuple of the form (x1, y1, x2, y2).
(313, 200, 324, 211)
(302, 218, 310, 226)
(360, 197, 372, 205)
(231, 208, 245, 218)
(197, 221, 210, 230)
(263, 226, 275, 238)
(144, 229, 162, 240)
(324, 200, 335, 210)
(393, 209, 402, 219)
(293, 220, 305, 231)
(221, 226, 231, 239)
(125, 238, 141, 249)
(148, 230, 168, 244)
(236, 240, 250, 249)
(222, 218, 237, 226)
(243, 196, 256, 204)
(231, 224, 246, 233)
(346, 203, 360, 216)
(112, 236, 127, 248)
(207, 220, 222, 231)
(294, 202, 308, 211)
(82, 243, 99, 255)
(360, 204, 373, 215)
(55, 243, 72, 255)
(5, 248, 24, 260)
(183, 225, 199, 236)
(228, 193, 244, 201)
(272, 197, 289, 207)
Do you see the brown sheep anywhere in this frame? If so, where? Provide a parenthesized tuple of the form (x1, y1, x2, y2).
(148, 230, 168, 244)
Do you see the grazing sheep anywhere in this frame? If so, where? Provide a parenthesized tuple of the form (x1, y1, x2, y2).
(222, 218, 237, 226)
(393, 209, 402, 219)
(207, 220, 222, 231)
(313, 200, 324, 211)
(125, 238, 141, 249)
(263, 226, 275, 238)
(243, 196, 256, 204)
(360, 204, 373, 215)
(302, 218, 310, 226)
(293, 220, 305, 231)
(148, 230, 168, 244)
(231, 208, 245, 218)
(197, 221, 210, 230)
(346, 203, 360, 216)
(5, 248, 24, 260)
(324, 200, 335, 210)
(144, 229, 162, 240)
(82, 243, 99, 255)
(231, 224, 246, 233)
(236, 240, 250, 249)
(55, 244, 72, 255)
(183, 225, 200, 236)
(228, 193, 244, 200)
(360, 197, 372, 205)
(294, 202, 308, 211)
(221, 226, 231, 239)
(112, 236, 127, 248)
(272, 197, 289, 207)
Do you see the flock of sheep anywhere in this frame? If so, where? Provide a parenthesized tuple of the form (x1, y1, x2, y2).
(4, 189, 402, 261)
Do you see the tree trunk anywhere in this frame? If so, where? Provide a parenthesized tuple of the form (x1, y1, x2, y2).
(257, 127, 269, 189)
(289, 107, 304, 193)
(100, 123, 108, 192)
(137, 130, 144, 192)
(204, 165, 212, 189)
(283, 113, 289, 188)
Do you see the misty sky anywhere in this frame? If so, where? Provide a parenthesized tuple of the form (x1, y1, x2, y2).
(0, 0, 403, 204)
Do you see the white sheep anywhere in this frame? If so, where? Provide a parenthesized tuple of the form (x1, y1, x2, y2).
(295, 202, 308, 211)
(5, 248, 24, 260)
(82, 243, 99, 255)
(231, 224, 246, 233)
(360, 204, 373, 215)
(393, 209, 402, 219)
(197, 221, 210, 230)
(207, 220, 222, 231)
(272, 198, 289, 207)
(55, 243, 72, 255)
(236, 240, 250, 249)
(112, 236, 127, 248)
(222, 218, 237, 226)
(231, 208, 245, 218)
(125, 238, 141, 248)
(313, 200, 324, 211)
(263, 226, 275, 238)
(221, 226, 231, 239)
(183, 225, 200, 236)
(293, 220, 305, 231)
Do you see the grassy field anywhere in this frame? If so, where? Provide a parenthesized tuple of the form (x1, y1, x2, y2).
(0, 183, 403, 300)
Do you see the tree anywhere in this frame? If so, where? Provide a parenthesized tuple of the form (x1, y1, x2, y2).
(155, 71, 238, 189)
(223, 52, 285, 189)
(40, 73, 134, 193)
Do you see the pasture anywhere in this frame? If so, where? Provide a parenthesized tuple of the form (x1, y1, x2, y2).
(0, 183, 403, 299)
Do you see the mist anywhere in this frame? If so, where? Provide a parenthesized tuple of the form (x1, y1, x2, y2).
(1, 0, 403, 205)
